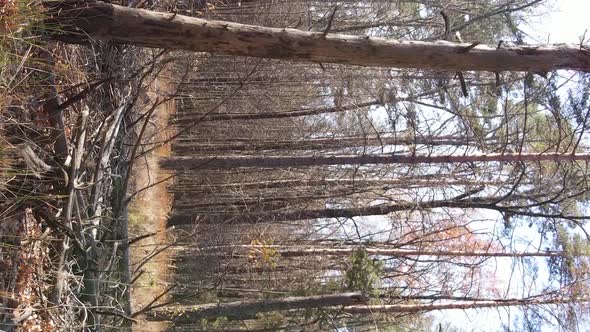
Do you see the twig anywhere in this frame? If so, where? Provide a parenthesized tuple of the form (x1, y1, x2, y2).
(440, 10, 450, 39)
(125, 174, 175, 205)
(131, 284, 177, 318)
(321, 5, 338, 37)
(129, 269, 145, 286)
(457, 71, 469, 97)
(119, 98, 160, 209)
(89, 93, 133, 238)
(49, 106, 88, 306)
(57, 77, 113, 110)
(459, 42, 481, 53)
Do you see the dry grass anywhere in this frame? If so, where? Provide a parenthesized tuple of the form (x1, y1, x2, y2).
(128, 68, 177, 331)
(1, 2, 57, 330)
(2, 1, 153, 329)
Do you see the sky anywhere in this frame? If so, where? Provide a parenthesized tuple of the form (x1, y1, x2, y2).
(521, 0, 590, 44)
(428, 1, 590, 331)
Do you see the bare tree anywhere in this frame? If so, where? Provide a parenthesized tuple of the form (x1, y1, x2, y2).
(162, 152, 590, 170)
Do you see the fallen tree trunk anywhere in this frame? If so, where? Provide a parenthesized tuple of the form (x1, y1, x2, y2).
(49, 1, 590, 72)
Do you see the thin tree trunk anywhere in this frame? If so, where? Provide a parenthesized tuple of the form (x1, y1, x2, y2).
(168, 194, 585, 225)
(343, 297, 585, 314)
(168, 198, 479, 225)
(173, 186, 371, 211)
(51, 1, 590, 72)
(172, 135, 476, 153)
(221, 245, 565, 258)
(162, 152, 590, 170)
(151, 292, 367, 322)
(174, 90, 436, 123)
(169, 176, 496, 192)
(177, 99, 381, 122)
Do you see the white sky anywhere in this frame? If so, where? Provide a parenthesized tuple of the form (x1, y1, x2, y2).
(521, 0, 590, 44)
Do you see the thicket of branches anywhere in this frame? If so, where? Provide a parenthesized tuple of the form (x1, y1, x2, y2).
(1, 1, 183, 330)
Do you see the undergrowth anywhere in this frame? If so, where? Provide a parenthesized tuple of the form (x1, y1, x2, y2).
(2, 1, 176, 330)
(1, 2, 70, 330)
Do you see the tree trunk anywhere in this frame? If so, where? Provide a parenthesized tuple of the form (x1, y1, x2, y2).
(176, 99, 381, 123)
(151, 292, 367, 322)
(168, 193, 585, 225)
(166, 197, 489, 225)
(343, 297, 584, 314)
(173, 90, 436, 123)
(50, 1, 590, 72)
(162, 152, 590, 170)
(172, 135, 477, 153)
(224, 245, 565, 258)
(169, 176, 497, 192)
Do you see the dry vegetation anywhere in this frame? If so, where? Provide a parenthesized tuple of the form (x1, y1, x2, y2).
(127, 70, 177, 332)
(1, 1, 182, 330)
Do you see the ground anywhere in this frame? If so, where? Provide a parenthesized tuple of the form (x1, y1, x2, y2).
(128, 68, 177, 331)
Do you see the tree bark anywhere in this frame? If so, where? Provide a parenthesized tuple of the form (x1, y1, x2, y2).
(172, 135, 476, 153)
(176, 99, 381, 122)
(168, 193, 587, 225)
(50, 1, 590, 72)
(166, 197, 489, 225)
(173, 90, 437, 123)
(343, 297, 585, 314)
(168, 175, 494, 192)
(162, 152, 590, 170)
(152, 292, 367, 322)
(221, 245, 565, 258)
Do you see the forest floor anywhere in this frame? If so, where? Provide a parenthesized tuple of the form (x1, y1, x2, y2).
(1, 21, 179, 330)
(128, 68, 177, 331)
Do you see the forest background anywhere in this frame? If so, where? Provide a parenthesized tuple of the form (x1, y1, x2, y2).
(2, 0, 590, 331)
